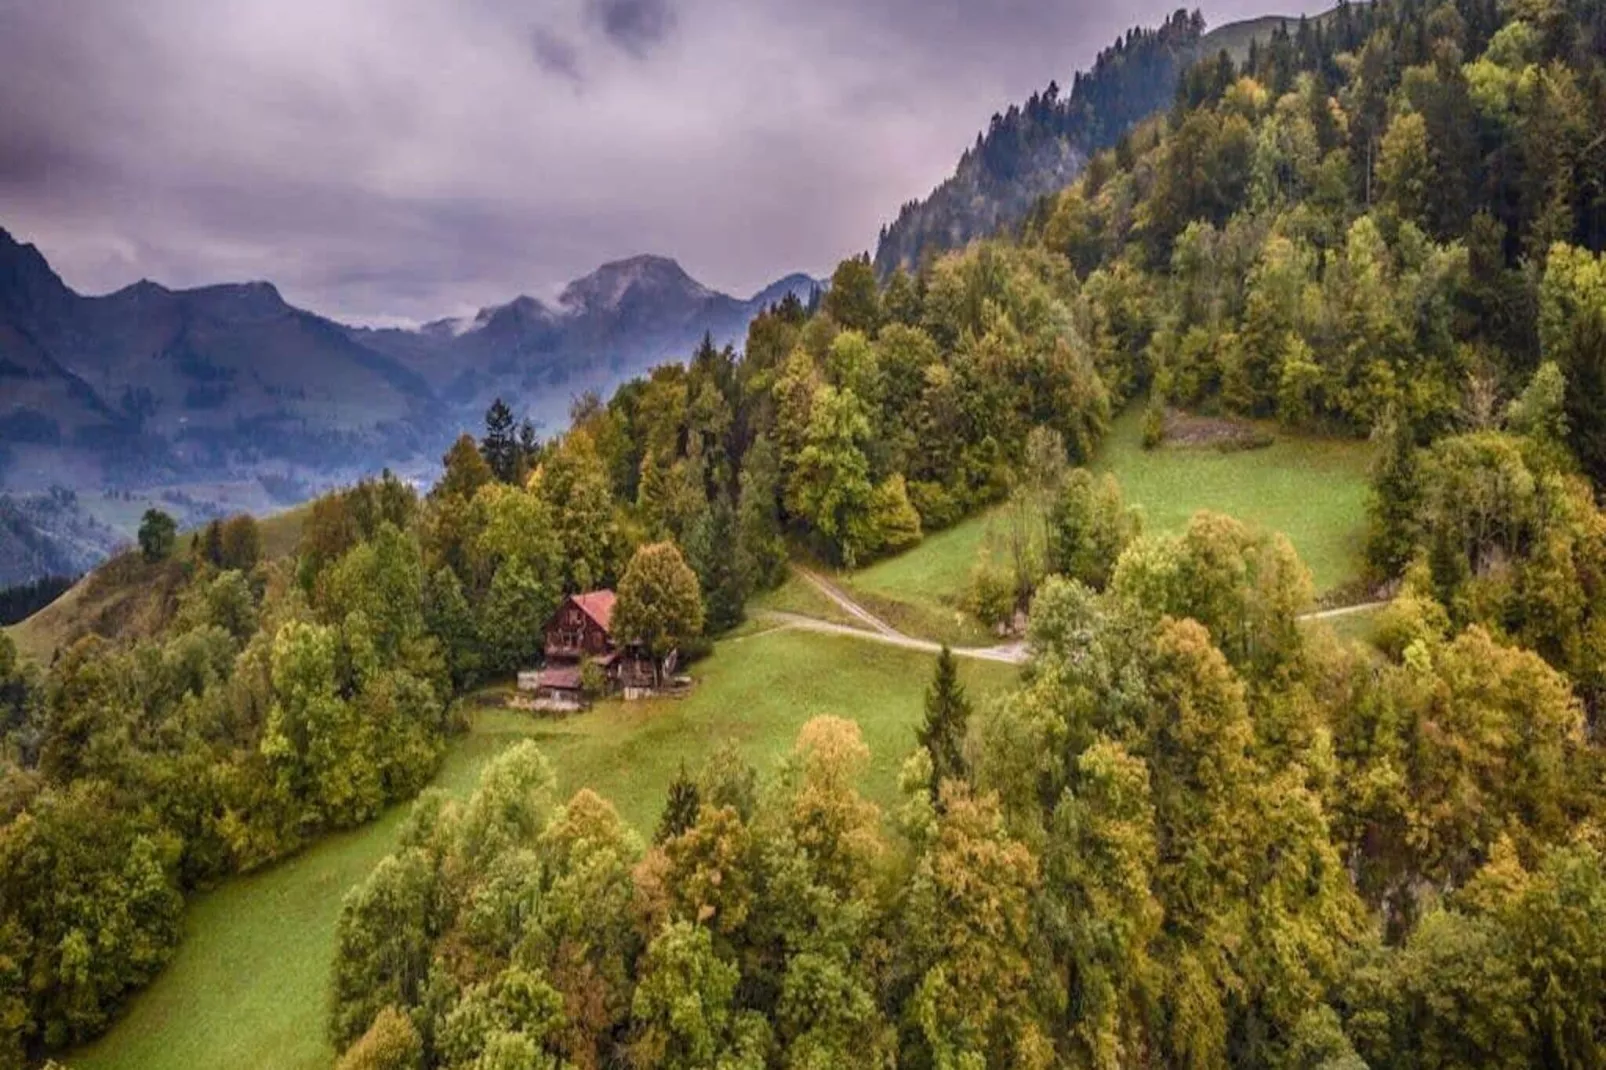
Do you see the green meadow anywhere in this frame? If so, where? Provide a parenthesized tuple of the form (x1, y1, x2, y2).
(72, 628, 1016, 1070)
(839, 407, 1375, 643)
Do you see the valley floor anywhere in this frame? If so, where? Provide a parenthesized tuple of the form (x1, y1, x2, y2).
(71, 628, 1017, 1070)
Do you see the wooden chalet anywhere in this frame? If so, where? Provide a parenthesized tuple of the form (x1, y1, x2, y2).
(522, 590, 659, 708)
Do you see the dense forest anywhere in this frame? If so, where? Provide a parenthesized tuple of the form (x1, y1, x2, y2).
(3, 0, 1606, 1066)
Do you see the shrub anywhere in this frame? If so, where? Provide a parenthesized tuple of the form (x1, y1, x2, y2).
(1141, 402, 1166, 450)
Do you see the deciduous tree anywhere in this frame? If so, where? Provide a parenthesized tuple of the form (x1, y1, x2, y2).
(614, 543, 704, 682)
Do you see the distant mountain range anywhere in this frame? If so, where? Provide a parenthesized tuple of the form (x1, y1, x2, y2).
(0, 226, 817, 489)
(0, 226, 818, 582)
(350, 257, 819, 419)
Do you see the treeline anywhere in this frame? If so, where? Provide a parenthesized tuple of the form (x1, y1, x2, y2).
(0, 576, 75, 627)
(474, 241, 1112, 586)
(330, 466, 1606, 1069)
(875, 9, 1210, 277)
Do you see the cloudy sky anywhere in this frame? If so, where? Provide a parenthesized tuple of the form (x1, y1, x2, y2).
(0, 0, 1325, 325)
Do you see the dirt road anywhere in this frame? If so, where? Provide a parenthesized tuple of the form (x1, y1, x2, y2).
(764, 567, 1386, 666)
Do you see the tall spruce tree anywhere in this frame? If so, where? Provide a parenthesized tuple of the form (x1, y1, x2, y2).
(655, 763, 701, 843)
(917, 646, 972, 800)
(517, 419, 541, 479)
(201, 519, 225, 567)
(736, 435, 789, 593)
(1365, 412, 1424, 580)
(481, 398, 519, 483)
(685, 492, 746, 635)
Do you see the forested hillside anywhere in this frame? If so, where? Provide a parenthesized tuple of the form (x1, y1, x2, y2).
(871, 7, 1331, 279)
(6, 0, 1606, 1067)
(874, 10, 1209, 278)
(318, 0, 1606, 1067)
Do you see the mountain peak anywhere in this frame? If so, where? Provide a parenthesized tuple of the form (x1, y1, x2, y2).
(750, 272, 821, 308)
(559, 254, 712, 313)
(111, 278, 171, 300)
(472, 294, 555, 332)
(0, 226, 74, 316)
(0, 226, 53, 273)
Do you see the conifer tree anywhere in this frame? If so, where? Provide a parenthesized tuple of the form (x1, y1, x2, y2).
(655, 763, 701, 844)
(137, 508, 177, 562)
(736, 435, 789, 593)
(917, 646, 972, 800)
(202, 519, 225, 567)
(1366, 412, 1423, 579)
(480, 398, 519, 483)
(685, 492, 746, 635)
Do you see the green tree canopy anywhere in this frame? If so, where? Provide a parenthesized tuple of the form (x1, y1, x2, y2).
(613, 542, 705, 677)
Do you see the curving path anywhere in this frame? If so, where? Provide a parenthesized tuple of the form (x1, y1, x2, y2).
(769, 568, 1029, 664)
(1300, 600, 1389, 622)
(771, 567, 1387, 666)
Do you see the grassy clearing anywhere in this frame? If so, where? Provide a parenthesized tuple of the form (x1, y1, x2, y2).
(833, 408, 1374, 644)
(73, 628, 1017, 1070)
(836, 514, 1004, 647)
(1090, 408, 1374, 594)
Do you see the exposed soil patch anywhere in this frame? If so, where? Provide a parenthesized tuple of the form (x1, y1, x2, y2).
(1162, 410, 1275, 451)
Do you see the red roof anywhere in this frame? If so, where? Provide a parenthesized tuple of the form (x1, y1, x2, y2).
(571, 590, 616, 633)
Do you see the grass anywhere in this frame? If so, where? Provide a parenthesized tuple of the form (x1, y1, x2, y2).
(7, 577, 92, 665)
(748, 571, 864, 630)
(834, 512, 1007, 647)
(6, 554, 187, 667)
(1090, 407, 1374, 594)
(72, 628, 1017, 1070)
(831, 407, 1374, 644)
(835, 504, 1008, 645)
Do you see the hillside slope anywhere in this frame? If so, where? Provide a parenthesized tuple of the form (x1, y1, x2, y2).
(5, 502, 308, 664)
(872, 9, 1315, 276)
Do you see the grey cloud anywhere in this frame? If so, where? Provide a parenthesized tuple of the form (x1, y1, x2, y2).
(531, 26, 583, 82)
(586, 0, 676, 56)
(0, 0, 1334, 326)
